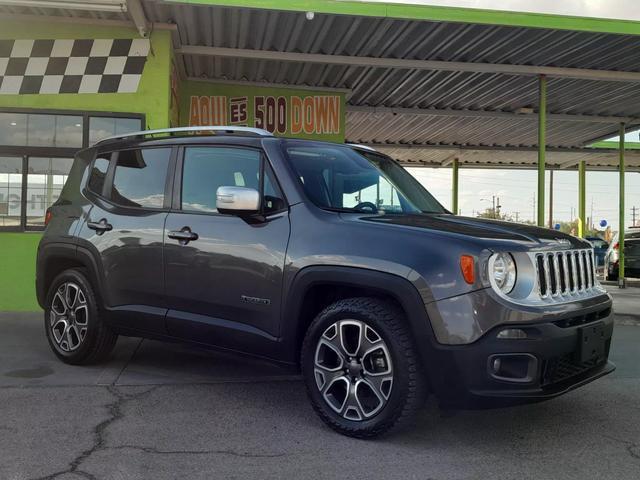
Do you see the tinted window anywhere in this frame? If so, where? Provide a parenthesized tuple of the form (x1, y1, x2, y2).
(87, 155, 110, 195)
(284, 143, 446, 215)
(181, 147, 284, 214)
(110, 148, 170, 208)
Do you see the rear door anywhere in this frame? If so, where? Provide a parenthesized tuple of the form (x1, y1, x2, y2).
(625, 233, 640, 275)
(163, 145, 290, 352)
(77, 146, 174, 333)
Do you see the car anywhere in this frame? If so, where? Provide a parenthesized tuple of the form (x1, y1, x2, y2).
(604, 228, 640, 281)
(36, 126, 615, 438)
(585, 236, 609, 267)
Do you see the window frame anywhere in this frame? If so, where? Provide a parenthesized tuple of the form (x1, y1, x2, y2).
(173, 144, 288, 217)
(86, 146, 177, 213)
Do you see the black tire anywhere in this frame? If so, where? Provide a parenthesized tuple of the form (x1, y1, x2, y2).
(44, 268, 117, 365)
(301, 297, 428, 438)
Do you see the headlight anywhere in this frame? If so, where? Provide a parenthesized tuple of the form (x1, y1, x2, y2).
(491, 253, 517, 294)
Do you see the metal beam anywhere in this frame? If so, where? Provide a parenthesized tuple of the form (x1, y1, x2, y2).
(187, 76, 352, 95)
(537, 75, 547, 227)
(358, 142, 640, 155)
(0, 0, 125, 11)
(619, 123, 626, 288)
(178, 45, 640, 83)
(578, 160, 586, 237)
(126, 0, 149, 37)
(452, 158, 459, 215)
(346, 105, 639, 124)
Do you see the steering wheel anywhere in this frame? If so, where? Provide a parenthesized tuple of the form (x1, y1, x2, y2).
(353, 201, 378, 213)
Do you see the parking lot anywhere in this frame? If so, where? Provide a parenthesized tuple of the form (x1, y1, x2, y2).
(0, 287, 637, 480)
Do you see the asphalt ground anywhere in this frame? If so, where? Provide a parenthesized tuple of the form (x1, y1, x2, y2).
(0, 288, 638, 480)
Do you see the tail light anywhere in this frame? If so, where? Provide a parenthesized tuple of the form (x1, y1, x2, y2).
(613, 242, 619, 250)
(44, 209, 53, 226)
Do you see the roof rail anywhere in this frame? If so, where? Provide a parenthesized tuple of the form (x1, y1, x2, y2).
(347, 143, 378, 152)
(98, 125, 274, 143)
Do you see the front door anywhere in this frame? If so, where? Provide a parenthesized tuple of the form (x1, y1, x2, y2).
(164, 145, 289, 352)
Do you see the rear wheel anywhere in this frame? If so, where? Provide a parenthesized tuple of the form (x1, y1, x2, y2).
(44, 269, 117, 365)
(301, 297, 427, 438)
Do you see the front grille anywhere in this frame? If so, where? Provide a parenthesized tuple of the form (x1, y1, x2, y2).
(535, 249, 596, 299)
(542, 355, 604, 386)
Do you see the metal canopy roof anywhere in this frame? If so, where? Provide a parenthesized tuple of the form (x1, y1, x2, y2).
(2, 1, 640, 170)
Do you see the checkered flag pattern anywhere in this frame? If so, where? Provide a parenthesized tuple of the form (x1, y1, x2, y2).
(0, 38, 150, 95)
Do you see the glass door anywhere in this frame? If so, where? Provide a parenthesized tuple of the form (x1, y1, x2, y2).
(0, 156, 24, 229)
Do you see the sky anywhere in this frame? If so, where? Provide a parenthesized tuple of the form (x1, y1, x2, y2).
(408, 167, 640, 231)
(364, 0, 640, 21)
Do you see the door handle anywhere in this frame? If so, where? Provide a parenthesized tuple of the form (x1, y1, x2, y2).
(168, 227, 199, 245)
(87, 218, 112, 235)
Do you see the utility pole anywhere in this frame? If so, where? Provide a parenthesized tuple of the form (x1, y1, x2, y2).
(590, 198, 594, 230)
(548, 169, 554, 229)
(532, 194, 536, 223)
(633, 206, 638, 227)
(496, 196, 501, 219)
(514, 211, 520, 223)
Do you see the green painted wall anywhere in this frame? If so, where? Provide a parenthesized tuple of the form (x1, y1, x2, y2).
(0, 19, 173, 129)
(172, 0, 640, 35)
(0, 233, 41, 311)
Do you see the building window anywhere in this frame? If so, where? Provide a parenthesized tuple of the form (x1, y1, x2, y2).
(0, 156, 23, 228)
(0, 112, 82, 148)
(89, 117, 142, 145)
(26, 157, 74, 227)
(0, 108, 144, 230)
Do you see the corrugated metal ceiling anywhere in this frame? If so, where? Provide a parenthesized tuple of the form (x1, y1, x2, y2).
(2, 1, 640, 168)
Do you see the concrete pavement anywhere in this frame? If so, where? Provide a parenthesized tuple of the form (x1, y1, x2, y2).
(0, 293, 639, 479)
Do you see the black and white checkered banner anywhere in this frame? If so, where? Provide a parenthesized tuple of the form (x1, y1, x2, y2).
(0, 38, 150, 95)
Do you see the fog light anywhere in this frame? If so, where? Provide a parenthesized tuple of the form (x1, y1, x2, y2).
(497, 328, 528, 339)
(487, 354, 537, 383)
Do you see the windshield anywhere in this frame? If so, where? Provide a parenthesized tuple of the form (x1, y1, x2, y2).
(284, 143, 447, 215)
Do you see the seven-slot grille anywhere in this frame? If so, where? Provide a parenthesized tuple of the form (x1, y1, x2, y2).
(535, 249, 596, 298)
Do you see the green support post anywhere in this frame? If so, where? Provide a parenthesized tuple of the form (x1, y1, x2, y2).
(578, 160, 586, 237)
(537, 75, 547, 227)
(452, 157, 459, 215)
(619, 123, 626, 288)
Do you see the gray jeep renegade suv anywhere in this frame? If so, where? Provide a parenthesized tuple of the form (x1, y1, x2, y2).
(36, 126, 615, 438)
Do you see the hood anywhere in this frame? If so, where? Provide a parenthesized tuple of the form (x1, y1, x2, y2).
(358, 214, 590, 249)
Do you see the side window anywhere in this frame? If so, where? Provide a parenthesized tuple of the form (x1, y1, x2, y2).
(263, 164, 286, 214)
(87, 154, 110, 195)
(181, 147, 285, 214)
(109, 148, 171, 208)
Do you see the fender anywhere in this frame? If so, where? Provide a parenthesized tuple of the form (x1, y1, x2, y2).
(279, 266, 438, 367)
(36, 241, 109, 310)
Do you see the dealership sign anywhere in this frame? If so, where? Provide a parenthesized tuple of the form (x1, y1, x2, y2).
(181, 81, 345, 142)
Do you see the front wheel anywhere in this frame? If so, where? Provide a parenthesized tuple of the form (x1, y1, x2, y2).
(301, 297, 427, 438)
(44, 268, 117, 365)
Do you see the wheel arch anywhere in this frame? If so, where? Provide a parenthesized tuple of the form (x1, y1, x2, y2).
(37, 243, 107, 310)
(281, 266, 437, 368)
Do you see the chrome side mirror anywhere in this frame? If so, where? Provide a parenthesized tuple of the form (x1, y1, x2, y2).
(216, 186, 260, 215)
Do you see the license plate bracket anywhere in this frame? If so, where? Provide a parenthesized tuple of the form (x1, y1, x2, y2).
(577, 322, 606, 363)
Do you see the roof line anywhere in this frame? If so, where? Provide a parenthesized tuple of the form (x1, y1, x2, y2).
(169, 1, 640, 36)
(355, 143, 640, 154)
(178, 45, 640, 83)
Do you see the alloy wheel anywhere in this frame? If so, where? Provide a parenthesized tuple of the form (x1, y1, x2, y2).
(314, 319, 394, 421)
(49, 282, 89, 352)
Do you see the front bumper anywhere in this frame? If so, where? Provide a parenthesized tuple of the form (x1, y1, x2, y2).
(425, 298, 615, 409)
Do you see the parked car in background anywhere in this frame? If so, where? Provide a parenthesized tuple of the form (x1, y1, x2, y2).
(586, 236, 609, 267)
(604, 228, 640, 280)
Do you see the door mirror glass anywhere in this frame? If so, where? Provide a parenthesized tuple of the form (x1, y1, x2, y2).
(216, 186, 260, 215)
